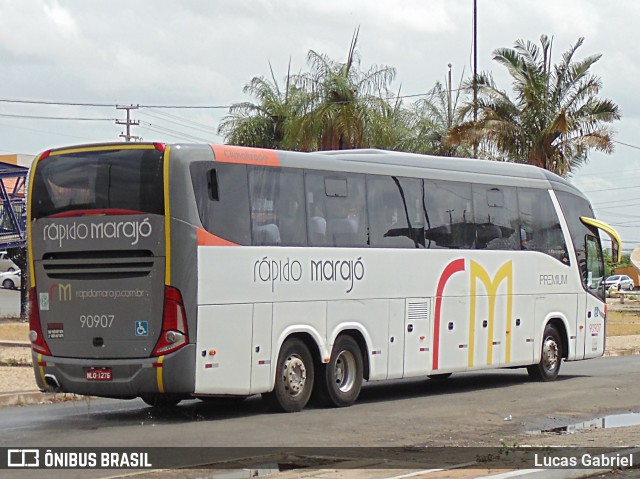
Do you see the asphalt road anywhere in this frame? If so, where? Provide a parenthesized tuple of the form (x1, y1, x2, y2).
(2, 355, 639, 478)
(2, 355, 639, 447)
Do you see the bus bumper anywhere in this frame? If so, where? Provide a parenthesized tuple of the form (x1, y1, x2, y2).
(31, 344, 196, 398)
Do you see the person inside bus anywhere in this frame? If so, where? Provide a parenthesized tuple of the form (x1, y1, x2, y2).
(251, 199, 281, 245)
(279, 198, 305, 245)
(327, 200, 359, 246)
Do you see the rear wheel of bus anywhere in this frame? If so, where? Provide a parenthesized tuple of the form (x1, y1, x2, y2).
(140, 393, 183, 409)
(263, 338, 314, 413)
(315, 335, 364, 408)
(527, 323, 563, 381)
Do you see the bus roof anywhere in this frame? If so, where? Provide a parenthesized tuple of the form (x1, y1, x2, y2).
(38, 142, 587, 200)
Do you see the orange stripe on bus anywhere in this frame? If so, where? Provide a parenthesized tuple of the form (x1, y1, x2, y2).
(211, 144, 279, 167)
(197, 228, 238, 246)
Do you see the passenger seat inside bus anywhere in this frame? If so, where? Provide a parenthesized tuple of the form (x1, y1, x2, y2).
(253, 224, 281, 245)
(327, 217, 359, 246)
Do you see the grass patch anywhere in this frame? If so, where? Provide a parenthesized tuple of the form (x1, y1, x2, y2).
(0, 358, 31, 367)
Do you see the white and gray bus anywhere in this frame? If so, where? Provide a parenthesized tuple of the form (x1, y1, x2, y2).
(27, 143, 621, 411)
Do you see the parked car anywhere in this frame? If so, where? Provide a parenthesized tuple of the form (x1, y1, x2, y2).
(604, 274, 635, 291)
(0, 251, 17, 273)
(0, 270, 21, 290)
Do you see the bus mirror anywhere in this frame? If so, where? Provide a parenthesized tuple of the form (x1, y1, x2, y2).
(580, 216, 622, 264)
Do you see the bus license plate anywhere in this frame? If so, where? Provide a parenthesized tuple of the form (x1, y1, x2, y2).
(86, 368, 112, 381)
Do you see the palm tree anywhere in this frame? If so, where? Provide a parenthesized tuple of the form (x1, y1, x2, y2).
(450, 35, 620, 176)
(217, 61, 305, 149)
(292, 28, 397, 151)
(398, 78, 471, 157)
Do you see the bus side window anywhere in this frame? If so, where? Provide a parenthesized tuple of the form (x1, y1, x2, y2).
(305, 172, 368, 247)
(518, 188, 568, 264)
(556, 191, 601, 276)
(190, 162, 251, 245)
(424, 179, 475, 249)
(473, 185, 520, 250)
(248, 167, 307, 246)
(367, 175, 424, 248)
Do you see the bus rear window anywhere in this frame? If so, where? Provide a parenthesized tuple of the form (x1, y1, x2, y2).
(30, 148, 164, 219)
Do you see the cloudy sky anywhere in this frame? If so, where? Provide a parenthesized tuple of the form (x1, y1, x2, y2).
(1, 0, 639, 249)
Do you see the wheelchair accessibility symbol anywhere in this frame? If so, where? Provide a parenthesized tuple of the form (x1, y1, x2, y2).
(135, 321, 149, 337)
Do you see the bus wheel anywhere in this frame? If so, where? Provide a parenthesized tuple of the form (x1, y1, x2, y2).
(316, 335, 363, 408)
(140, 393, 182, 409)
(262, 338, 314, 413)
(527, 324, 562, 382)
(428, 373, 452, 381)
(199, 396, 247, 406)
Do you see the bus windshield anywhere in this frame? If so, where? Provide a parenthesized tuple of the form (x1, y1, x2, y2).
(30, 147, 164, 219)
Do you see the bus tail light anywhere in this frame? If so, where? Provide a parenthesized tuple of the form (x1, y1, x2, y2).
(152, 286, 189, 356)
(28, 288, 51, 356)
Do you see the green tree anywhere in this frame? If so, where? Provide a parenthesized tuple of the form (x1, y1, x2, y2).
(398, 79, 471, 156)
(217, 62, 306, 149)
(451, 35, 620, 176)
(291, 28, 397, 151)
(604, 249, 631, 277)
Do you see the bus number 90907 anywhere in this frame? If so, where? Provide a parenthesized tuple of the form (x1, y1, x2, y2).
(80, 314, 115, 328)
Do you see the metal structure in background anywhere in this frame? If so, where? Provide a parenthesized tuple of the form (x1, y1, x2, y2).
(0, 162, 27, 250)
(0, 162, 28, 319)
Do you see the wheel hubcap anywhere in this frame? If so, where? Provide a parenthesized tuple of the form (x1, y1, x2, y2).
(542, 336, 559, 372)
(282, 354, 306, 397)
(334, 350, 356, 393)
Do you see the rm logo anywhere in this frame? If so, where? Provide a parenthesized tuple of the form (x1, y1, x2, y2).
(433, 259, 513, 369)
(50, 283, 72, 302)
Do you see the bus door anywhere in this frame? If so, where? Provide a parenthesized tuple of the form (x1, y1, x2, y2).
(583, 235, 606, 359)
(578, 217, 621, 359)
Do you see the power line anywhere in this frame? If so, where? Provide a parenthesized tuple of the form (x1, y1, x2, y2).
(137, 109, 217, 135)
(0, 113, 114, 121)
(583, 184, 640, 194)
(138, 121, 215, 143)
(0, 98, 116, 107)
(614, 140, 640, 151)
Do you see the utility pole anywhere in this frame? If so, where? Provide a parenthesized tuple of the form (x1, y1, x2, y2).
(473, 0, 478, 158)
(116, 104, 140, 141)
(447, 63, 453, 126)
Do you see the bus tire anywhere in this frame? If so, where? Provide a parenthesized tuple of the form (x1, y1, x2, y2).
(315, 335, 363, 408)
(198, 396, 247, 406)
(527, 324, 562, 382)
(140, 393, 182, 409)
(262, 338, 314, 413)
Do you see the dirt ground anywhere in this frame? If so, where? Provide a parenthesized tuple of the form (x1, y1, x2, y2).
(0, 320, 28, 342)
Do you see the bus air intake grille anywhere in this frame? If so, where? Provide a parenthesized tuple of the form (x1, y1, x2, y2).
(407, 300, 431, 322)
(41, 250, 155, 280)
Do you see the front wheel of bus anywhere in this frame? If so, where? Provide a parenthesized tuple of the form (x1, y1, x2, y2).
(262, 338, 314, 413)
(316, 335, 363, 408)
(527, 324, 562, 382)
